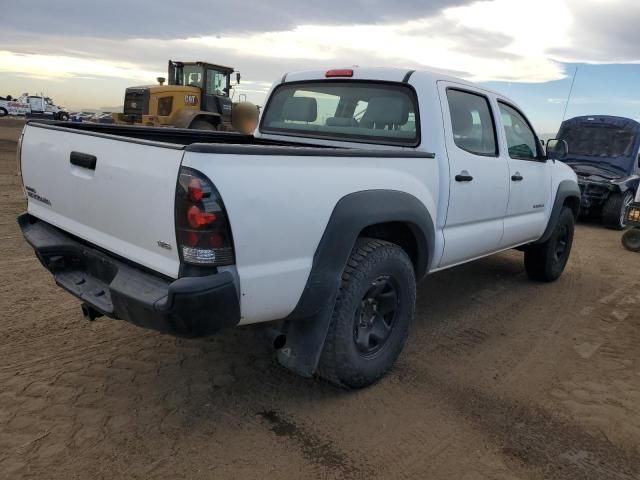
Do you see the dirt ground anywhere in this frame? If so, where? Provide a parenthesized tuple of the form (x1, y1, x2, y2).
(0, 117, 639, 479)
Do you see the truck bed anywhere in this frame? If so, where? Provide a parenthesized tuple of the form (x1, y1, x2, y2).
(27, 120, 317, 148)
(28, 120, 431, 158)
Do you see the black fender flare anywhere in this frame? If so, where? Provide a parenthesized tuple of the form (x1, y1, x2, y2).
(277, 189, 435, 377)
(534, 180, 581, 244)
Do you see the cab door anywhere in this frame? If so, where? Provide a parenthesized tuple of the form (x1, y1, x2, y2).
(203, 69, 232, 120)
(496, 101, 551, 248)
(438, 82, 510, 267)
(28, 97, 43, 112)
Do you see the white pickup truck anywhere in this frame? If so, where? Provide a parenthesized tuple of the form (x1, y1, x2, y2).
(17, 67, 580, 388)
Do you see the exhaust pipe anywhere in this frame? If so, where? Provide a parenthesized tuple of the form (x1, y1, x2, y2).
(265, 328, 287, 350)
(81, 303, 103, 321)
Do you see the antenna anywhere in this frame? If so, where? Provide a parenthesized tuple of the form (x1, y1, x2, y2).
(561, 67, 578, 123)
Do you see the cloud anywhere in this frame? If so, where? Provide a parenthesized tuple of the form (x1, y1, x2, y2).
(2, 0, 461, 38)
(3, 0, 640, 109)
(554, 0, 640, 64)
(0, 0, 572, 89)
(0, 50, 163, 81)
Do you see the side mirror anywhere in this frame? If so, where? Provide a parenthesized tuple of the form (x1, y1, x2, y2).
(157, 77, 166, 85)
(236, 72, 241, 85)
(546, 139, 568, 161)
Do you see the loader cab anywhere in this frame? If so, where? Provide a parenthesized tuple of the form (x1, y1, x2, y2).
(168, 61, 237, 119)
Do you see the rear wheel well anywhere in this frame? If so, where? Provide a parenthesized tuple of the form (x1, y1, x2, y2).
(359, 222, 419, 273)
(563, 196, 580, 219)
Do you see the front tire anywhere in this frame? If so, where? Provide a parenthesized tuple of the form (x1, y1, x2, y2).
(318, 238, 416, 389)
(524, 206, 575, 282)
(0, 107, 7, 117)
(603, 191, 634, 230)
(622, 228, 640, 252)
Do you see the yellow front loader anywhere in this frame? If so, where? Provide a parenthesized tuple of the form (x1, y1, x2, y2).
(113, 60, 255, 131)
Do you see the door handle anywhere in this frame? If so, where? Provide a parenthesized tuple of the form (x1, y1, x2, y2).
(455, 171, 473, 182)
(70, 151, 97, 170)
(511, 173, 524, 181)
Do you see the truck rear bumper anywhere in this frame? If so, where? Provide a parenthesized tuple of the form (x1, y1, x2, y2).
(18, 213, 240, 336)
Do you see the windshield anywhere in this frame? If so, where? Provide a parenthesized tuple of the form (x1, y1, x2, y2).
(175, 65, 203, 88)
(260, 81, 419, 146)
(559, 125, 637, 159)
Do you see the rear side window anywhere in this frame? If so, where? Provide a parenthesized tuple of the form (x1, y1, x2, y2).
(498, 102, 540, 160)
(260, 81, 419, 146)
(446, 89, 498, 157)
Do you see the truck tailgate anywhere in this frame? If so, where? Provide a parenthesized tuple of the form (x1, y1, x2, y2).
(20, 123, 184, 278)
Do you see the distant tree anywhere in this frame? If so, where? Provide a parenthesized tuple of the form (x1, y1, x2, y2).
(6, 95, 12, 101)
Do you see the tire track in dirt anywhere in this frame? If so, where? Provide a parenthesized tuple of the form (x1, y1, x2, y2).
(548, 280, 640, 451)
(391, 368, 640, 480)
(257, 409, 372, 479)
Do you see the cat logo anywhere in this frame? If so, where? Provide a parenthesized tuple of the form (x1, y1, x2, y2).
(184, 95, 198, 105)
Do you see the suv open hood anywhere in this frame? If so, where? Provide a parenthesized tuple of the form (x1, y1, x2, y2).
(558, 116, 639, 177)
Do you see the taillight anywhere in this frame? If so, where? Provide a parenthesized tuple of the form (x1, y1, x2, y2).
(175, 167, 234, 266)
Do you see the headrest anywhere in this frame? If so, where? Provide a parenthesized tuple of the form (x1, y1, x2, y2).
(364, 96, 409, 125)
(282, 97, 317, 122)
(450, 104, 474, 134)
(326, 117, 359, 127)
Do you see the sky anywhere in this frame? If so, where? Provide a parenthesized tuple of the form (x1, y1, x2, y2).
(1, 0, 640, 133)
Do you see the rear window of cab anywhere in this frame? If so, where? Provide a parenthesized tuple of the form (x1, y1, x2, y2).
(260, 81, 420, 147)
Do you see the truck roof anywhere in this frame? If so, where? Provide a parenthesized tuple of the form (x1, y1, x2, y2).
(182, 61, 235, 73)
(280, 66, 503, 97)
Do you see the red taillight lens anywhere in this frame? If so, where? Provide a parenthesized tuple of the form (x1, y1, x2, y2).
(176, 167, 234, 266)
(188, 177, 204, 202)
(209, 232, 225, 248)
(187, 205, 216, 228)
(325, 69, 353, 78)
(186, 231, 199, 247)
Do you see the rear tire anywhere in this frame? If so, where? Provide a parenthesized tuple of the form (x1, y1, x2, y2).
(602, 191, 634, 230)
(318, 238, 416, 389)
(622, 228, 640, 252)
(0, 107, 7, 117)
(524, 206, 575, 282)
(58, 112, 69, 121)
(190, 119, 217, 131)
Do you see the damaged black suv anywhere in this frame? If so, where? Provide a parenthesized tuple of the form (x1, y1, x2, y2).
(558, 115, 640, 229)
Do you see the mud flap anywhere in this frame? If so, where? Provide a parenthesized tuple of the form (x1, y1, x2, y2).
(276, 302, 335, 378)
